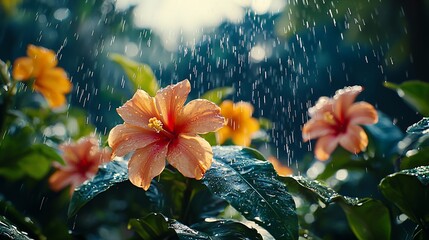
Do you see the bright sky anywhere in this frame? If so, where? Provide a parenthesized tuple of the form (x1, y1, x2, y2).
(115, 0, 285, 50)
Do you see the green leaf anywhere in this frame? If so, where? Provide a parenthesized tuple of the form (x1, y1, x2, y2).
(200, 87, 234, 105)
(0, 198, 45, 240)
(110, 53, 159, 96)
(128, 213, 176, 239)
(407, 118, 429, 134)
(384, 81, 429, 116)
(68, 160, 129, 217)
(203, 146, 298, 240)
(364, 111, 403, 157)
(189, 219, 263, 240)
(16, 153, 50, 179)
(379, 166, 429, 226)
(0, 216, 33, 240)
(283, 176, 391, 240)
(28, 144, 64, 164)
(400, 147, 429, 170)
(130, 213, 263, 240)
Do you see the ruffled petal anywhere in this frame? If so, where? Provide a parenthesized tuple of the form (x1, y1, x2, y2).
(128, 142, 168, 190)
(108, 123, 165, 157)
(333, 86, 363, 121)
(60, 137, 96, 165)
(339, 125, 368, 154)
(155, 79, 191, 132)
(117, 89, 159, 129)
(314, 135, 339, 161)
(167, 134, 212, 179)
(12, 57, 34, 80)
(302, 119, 336, 141)
(177, 99, 225, 134)
(347, 102, 378, 125)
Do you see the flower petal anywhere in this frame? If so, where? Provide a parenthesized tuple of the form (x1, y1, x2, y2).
(108, 123, 165, 157)
(302, 119, 336, 141)
(219, 100, 234, 117)
(128, 142, 168, 190)
(339, 125, 368, 154)
(314, 135, 339, 161)
(167, 134, 212, 179)
(347, 102, 378, 125)
(12, 57, 34, 80)
(232, 131, 251, 146)
(177, 99, 225, 134)
(233, 101, 254, 118)
(155, 79, 191, 132)
(27, 44, 58, 73)
(36, 68, 72, 93)
(49, 170, 78, 192)
(333, 86, 363, 121)
(216, 126, 232, 145)
(117, 89, 158, 129)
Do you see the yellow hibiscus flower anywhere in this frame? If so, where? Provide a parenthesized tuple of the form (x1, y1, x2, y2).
(216, 100, 260, 147)
(12, 44, 72, 108)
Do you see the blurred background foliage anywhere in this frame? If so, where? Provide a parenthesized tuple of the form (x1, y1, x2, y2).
(1, 0, 429, 239)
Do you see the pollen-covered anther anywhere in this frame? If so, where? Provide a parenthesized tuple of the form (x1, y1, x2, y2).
(323, 112, 336, 125)
(148, 117, 163, 133)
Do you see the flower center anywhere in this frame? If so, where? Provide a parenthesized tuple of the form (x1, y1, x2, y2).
(324, 112, 348, 134)
(148, 117, 163, 133)
(323, 112, 336, 125)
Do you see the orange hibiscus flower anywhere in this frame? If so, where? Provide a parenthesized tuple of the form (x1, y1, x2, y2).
(49, 136, 112, 194)
(216, 100, 260, 147)
(12, 44, 72, 108)
(302, 86, 378, 161)
(108, 79, 225, 190)
(268, 156, 293, 177)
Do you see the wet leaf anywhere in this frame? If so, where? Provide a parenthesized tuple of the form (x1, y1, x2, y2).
(400, 147, 429, 170)
(384, 81, 429, 116)
(68, 160, 129, 217)
(283, 176, 391, 240)
(128, 213, 176, 239)
(203, 146, 298, 240)
(407, 118, 429, 134)
(0, 215, 32, 240)
(0, 198, 45, 240)
(364, 111, 403, 157)
(110, 53, 159, 96)
(200, 87, 234, 105)
(379, 166, 429, 226)
(130, 213, 263, 240)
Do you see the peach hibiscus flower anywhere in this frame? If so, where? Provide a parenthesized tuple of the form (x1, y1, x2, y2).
(49, 136, 112, 194)
(302, 86, 378, 161)
(216, 100, 260, 147)
(108, 79, 225, 190)
(12, 44, 72, 108)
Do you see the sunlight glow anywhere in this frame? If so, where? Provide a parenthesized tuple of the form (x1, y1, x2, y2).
(115, 0, 285, 50)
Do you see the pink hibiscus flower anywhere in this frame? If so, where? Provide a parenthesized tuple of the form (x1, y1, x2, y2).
(302, 86, 378, 161)
(108, 79, 225, 190)
(49, 136, 112, 194)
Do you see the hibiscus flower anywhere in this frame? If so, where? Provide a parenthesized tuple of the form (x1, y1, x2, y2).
(49, 136, 112, 194)
(12, 44, 72, 108)
(216, 100, 260, 147)
(108, 79, 225, 190)
(302, 86, 378, 161)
